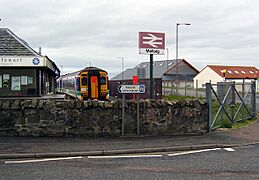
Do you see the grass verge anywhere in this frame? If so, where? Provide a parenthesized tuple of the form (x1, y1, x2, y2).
(231, 118, 257, 129)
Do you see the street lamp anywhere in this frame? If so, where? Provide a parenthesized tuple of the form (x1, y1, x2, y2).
(118, 57, 124, 83)
(176, 22, 191, 95)
(59, 65, 64, 76)
(166, 48, 169, 71)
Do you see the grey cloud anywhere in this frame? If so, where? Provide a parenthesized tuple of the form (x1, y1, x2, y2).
(1, 0, 259, 76)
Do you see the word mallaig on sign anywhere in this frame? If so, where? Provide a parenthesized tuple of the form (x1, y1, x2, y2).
(118, 85, 145, 94)
(139, 32, 165, 55)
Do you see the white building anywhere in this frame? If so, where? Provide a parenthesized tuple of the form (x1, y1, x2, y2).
(194, 65, 259, 89)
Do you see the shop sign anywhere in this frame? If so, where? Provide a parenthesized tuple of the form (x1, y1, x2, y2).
(0, 56, 44, 67)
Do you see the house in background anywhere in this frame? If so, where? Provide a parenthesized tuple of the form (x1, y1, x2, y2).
(111, 59, 199, 87)
(193, 65, 259, 90)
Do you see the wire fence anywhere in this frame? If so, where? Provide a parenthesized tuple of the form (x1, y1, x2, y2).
(162, 80, 206, 98)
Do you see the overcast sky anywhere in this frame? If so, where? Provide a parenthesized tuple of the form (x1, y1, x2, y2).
(1, 0, 259, 78)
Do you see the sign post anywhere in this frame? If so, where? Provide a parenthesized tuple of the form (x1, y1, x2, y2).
(122, 94, 125, 136)
(137, 94, 140, 135)
(138, 32, 165, 99)
(118, 84, 145, 136)
(150, 54, 153, 99)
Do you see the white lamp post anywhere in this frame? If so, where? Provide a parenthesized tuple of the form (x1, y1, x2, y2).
(176, 22, 191, 95)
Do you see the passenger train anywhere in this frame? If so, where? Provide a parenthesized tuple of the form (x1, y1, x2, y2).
(57, 67, 109, 100)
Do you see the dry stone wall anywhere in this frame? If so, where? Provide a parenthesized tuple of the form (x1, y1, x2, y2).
(0, 99, 208, 137)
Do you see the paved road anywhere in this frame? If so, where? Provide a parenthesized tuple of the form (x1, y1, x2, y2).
(1, 144, 258, 180)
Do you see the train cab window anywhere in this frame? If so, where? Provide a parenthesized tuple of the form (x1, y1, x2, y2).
(100, 77, 106, 85)
(81, 76, 88, 86)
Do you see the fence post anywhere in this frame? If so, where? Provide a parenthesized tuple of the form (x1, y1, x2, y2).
(252, 81, 256, 118)
(171, 80, 173, 95)
(231, 82, 235, 122)
(206, 83, 212, 132)
(184, 80, 187, 96)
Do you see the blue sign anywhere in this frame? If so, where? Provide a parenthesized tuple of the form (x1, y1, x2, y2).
(139, 85, 145, 93)
(32, 58, 40, 65)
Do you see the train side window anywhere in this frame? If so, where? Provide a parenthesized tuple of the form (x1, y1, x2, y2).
(100, 77, 106, 85)
(81, 77, 88, 86)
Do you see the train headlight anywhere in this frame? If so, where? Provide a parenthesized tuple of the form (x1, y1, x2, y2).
(81, 88, 87, 91)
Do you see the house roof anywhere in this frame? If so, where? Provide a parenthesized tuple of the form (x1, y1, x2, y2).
(111, 59, 199, 80)
(0, 28, 40, 56)
(207, 65, 259, 79)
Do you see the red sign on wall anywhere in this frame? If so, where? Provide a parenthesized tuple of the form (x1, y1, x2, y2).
(139, 32, 165, 55)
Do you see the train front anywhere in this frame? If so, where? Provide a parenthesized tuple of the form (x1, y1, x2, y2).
(80, 67, 109, 100)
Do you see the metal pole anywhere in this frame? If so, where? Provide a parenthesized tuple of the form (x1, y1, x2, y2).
(206, 83, 212, 132)
(242, 79, 245, 98)
(166, 48, 169, 60)
(231, 82, 235, 122)
(176, 24, 179, 95)
(242, 79, 245, 119)
(196, 79, 198, 98)
(184, 80, 187, 96)
(137, 94, 140, 135)
(252, 81, 256, 118)
(166, 48, 169, 72)
(149, 54, 153, 99)
(122, 57, 124, 82)
(175, 23, 191, 96)
(118, 57, 124, 83)
(122, 94, 125, 136)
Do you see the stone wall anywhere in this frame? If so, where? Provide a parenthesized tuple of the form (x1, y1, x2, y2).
(0, 99, 208, 137)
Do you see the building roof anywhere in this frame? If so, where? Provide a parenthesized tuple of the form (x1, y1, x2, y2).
(0, 28, 60, 76)
(111, 59, 199, 80)
(0, 28, 40, 56)
(207, 65, 259, 79)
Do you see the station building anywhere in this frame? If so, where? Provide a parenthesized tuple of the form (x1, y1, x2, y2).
(0, 28, 60, 97)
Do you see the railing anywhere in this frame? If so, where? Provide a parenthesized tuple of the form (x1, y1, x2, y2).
(206, 81, 256, 132)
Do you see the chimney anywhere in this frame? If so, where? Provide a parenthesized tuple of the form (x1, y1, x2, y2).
(39, 47, 42, 55)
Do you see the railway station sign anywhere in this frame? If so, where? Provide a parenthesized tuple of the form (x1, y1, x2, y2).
(138, 32, 165, 55)
(118, 84, 145, 94)
(0, 56, 44, 67)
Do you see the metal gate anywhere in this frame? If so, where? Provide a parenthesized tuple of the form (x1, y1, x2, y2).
(206, 81, 256, 132)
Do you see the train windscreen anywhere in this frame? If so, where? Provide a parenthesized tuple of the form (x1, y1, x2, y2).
(81, 76, 87, 86)
(100, 77, 106, 85)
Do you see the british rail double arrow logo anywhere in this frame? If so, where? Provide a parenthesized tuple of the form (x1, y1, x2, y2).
(142, 33, 163, 48)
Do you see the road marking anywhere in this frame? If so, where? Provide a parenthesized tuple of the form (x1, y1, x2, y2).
(224, 148, 235, 152)
(167, 148, 221, 157)
(5, 156, 83, 164)
(88, 154, 163, 159)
